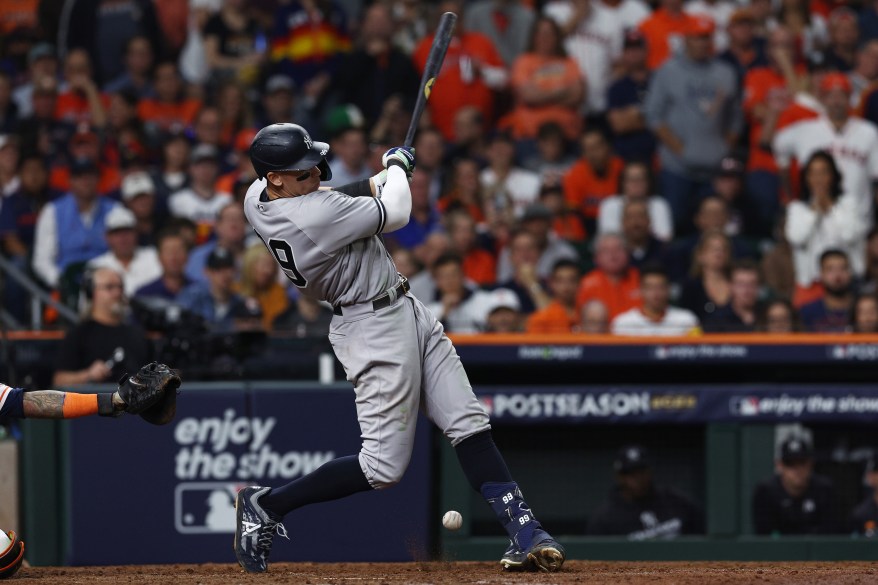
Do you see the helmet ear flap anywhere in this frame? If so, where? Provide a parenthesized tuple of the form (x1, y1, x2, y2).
(317, 159, 332, 181)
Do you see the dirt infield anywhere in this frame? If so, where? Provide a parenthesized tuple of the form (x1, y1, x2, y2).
(10, 561, 878, 584)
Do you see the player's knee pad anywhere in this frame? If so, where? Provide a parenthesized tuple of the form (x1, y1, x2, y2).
(0, 530, 24, 579)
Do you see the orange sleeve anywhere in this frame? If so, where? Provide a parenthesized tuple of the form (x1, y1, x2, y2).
(742, 70, 767, 116)
(50, 167, 69, 192)
(183, 100, 203, 125)
(510, 55, 534, 90)
(465, 251, 497, 285)
(576, 273, 599, 307)
(137, 100, 156, 122)
(563, 162, 584, 208)
(62, 393, 99, 418)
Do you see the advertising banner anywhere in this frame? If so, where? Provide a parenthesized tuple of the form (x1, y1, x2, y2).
(66, 386, 432, 565)
(456, 342, 878, 365)
(475, 384, 878, 424)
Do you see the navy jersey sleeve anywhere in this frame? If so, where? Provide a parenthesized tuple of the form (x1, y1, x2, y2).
(0, 385, 24, 422)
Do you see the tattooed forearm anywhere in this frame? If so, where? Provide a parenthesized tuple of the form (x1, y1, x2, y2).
(22, 390, 66, 418)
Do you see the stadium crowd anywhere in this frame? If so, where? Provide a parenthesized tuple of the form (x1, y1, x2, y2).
(3, 0, 878, 339)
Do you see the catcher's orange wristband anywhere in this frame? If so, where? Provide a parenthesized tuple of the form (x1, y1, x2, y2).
(61, 393, 98, 418)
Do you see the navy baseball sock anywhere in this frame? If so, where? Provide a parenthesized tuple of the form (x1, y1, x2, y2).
(454, 430, 513, 491)
(481, 482, 544, 551)
(259, 455, 372, 517)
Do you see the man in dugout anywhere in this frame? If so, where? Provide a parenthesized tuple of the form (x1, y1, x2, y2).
(587, 445, 704, 539)
(752, 436, 842, 535)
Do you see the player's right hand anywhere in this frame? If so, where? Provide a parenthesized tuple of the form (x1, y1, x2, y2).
(382, 146, 416, 174)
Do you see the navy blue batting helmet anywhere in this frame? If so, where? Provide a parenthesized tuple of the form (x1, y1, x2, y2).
(249, 123, 332, 181)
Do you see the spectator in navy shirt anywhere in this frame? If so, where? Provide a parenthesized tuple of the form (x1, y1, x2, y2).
(135, 229, 191, 301)
(177, 247, 261, 332)
(799, 250, 856, 332)
(606, 29, 655, 163)
(704, 260, 762, 332)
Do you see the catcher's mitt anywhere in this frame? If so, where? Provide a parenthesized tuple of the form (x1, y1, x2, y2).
(117, 362, 182, 425)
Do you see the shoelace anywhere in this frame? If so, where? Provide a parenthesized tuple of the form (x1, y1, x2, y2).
(257, 518, 289, 555)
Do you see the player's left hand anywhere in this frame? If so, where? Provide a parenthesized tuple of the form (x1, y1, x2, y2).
(116, 362, 182, 425)
(382, 146, 416, 174)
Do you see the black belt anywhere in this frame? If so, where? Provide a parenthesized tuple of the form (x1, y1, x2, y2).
(333, 278, 410, 316)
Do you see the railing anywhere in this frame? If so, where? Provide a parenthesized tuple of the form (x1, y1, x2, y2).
(0, 254, 79, 329)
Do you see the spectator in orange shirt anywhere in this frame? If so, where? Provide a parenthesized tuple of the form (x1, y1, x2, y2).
(412, 0, 508, 141)
(54, 49, 108, 129)
(639, 0, 698, 70)
(49, 125, 119, 196)
(742, 26, 806, 236)
(446, 209, 497, 285)
(526, 259, 582, 333)
(562, 127, 625, 230)
(540, 185, 587, 242)
(508, 16, 585, 141)
(137, 61, 202, 138)
(576, 232, 641, 319)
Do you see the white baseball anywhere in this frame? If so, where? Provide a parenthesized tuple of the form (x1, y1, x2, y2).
(442, 510, 463, 530)
(0, 530, 10, 550)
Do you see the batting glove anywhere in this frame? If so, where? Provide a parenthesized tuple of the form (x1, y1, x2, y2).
(382, 146, 416, 174)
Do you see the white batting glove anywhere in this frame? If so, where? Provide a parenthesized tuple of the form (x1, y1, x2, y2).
(382, 146, 416, 174)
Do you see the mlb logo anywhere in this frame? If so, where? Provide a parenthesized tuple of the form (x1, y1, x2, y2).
(731, 397, 760, 416)
(175, 482, 241, 534)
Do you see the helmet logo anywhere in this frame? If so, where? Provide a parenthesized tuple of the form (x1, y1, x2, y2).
(304, 134, 313, 149)
(320, 148, 328, 156)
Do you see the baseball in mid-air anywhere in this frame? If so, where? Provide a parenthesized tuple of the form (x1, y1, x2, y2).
(442, 510, 463, 530)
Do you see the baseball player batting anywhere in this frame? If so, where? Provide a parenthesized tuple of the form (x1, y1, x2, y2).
(235, 123, 565, 573)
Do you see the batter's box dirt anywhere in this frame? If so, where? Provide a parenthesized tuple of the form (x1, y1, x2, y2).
(10, 561, 878, 584)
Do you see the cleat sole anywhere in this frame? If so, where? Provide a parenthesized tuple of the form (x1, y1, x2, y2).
(528, 546, 565, 573)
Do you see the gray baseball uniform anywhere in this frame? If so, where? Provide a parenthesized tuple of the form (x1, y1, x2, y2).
(243, 178, 490, 488)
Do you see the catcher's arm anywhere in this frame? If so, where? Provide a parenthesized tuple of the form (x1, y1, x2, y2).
(23, 390, 126, 419)
(4, 361, 181, 422)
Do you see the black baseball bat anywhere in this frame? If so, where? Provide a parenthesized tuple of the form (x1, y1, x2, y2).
(404, 11, 457, 147)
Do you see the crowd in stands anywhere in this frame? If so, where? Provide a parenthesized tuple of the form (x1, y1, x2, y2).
(5, 0, 878, 338)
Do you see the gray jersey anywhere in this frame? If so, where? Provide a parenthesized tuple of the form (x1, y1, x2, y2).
(243, 178, 399, 307)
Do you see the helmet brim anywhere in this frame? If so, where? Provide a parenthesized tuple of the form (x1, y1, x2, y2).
(266, 141, 330, 175)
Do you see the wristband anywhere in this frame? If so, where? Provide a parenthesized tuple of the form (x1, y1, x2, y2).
(97, 393, 118, 417)
(387, 159, 410, 172)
